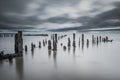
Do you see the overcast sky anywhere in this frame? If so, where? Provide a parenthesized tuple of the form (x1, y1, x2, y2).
(0, 0, 120, 32)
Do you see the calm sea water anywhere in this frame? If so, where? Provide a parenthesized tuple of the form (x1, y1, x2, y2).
(0, 31, 120, 80)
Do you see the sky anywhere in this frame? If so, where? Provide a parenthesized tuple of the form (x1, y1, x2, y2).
(0, 0, 120, 32)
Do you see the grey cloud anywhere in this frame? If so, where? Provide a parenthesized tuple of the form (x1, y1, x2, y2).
(87, 3, 120, 28)
(0, 0, 120, 31)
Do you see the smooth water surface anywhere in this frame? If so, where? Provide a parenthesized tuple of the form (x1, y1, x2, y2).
(0, 31, 120, 80)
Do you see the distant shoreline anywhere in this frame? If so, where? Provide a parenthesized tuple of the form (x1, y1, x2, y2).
(24, 34, 48, 36)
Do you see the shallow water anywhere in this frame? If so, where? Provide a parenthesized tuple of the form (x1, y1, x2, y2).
(0, 31, 120, 80)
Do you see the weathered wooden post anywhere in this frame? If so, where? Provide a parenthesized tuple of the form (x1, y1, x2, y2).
(45, 39, 47, 44)
(61, 43, 63, 46)
(53, 34, 57, 51)
(97, 36, 99, 45)
(63, 46, 67, 51)
(87, 39, 89, 48)
(39, 41, 41, 48)
(15, 31, 23, 54)
(31, 42, 34, 51)
(53, 40, 57, 51)
(79, 38, 80, 46)
(55, 34, 57, 43)
(99, 36, 102, 42)
(72, 33, 76, 47)
(68, 38, 71, 47)
(92, 35, 95, 44)
(106, 36, 108, 42)
(48, 40, 52, 50)
(82, 34, 84, 44)
(81, 34, 84, 50)
(43, 40, 45, 46)
(25, 45, 27, 52)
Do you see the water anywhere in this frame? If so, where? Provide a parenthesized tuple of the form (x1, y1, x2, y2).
(0, 31, 120, 80)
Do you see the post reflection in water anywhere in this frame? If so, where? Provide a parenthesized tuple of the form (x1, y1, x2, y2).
(86, 39, 89, 49)
(48, 50, 51, 59)
(68, 47, 70, 53)
(73, 47, 76, 54)
(9, 59, 13, 66)
(15, 57, 24, 80)
(82, 43, 84, 51)
(53, 51, 57, 69)
(31, 49, 34, 58)
(73, 47, 76, 62)
(0, 32, 119, 80)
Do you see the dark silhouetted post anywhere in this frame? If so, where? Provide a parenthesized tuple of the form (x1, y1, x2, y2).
(106, 36, 108, 42)
(31, 42, 34, 51)
(43, 40, 45, 46)
(39, 41, 41, 48)
(97, 36, 99, 45)
(25, 45, 27, 52)
(79, 38, 80, 46)
(53, 34, 57, 51)
(53, 41, 57, 51)
(99, 36, 102, 42)
(92, 35, 95, 44)
(55, 34, 57, 43)
(15, 31, 23, 54)
(48, 40, 52, 50)
(87, 39, 89, 48)
(73, 33, 76, 47)
(63, 46, 67, 51)
(82, 34, 84, 44)
(68, 38, 71, 47)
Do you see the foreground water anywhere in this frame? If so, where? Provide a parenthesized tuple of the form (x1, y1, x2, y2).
(0, 31, 120, 80)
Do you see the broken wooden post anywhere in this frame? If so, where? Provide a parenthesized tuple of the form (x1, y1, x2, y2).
(87, 39, 89, 48)
(53, 34, 57, 51)
(15, 31, 23, 54)
(43, 40, 45, 46)
(55, 34, 57, 43)
(39, 41, 41, 48)
(105, 36, 108, 42)
(79, 37, 80, 46)
(92, 35, 95, 44)
(53, 41, 57, 51)
(45, 39, 47, 44)
(97, 36, 99, 45)
(72, 33, 76, 47)
(31, 42, 34, 51)
(63, 46, 67, 51)
(82, 34, 84, 44)
(25, 45, 27, 52)
(68, 38, 71, 47)
(99, 36, 102, 42)
(48, 40, 52, 50)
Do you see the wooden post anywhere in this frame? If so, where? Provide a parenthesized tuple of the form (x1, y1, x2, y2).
(68, 38, 71, 47)
(53, 34, 57, 51)
(99, 36, 101, 42)
(48, 40, 52, 50)
(25, 45, 27, 52)
(92, 35, 95, 44)
(87, 39, 89, 48)
(39, 41, 41, 48)
(55, 34, 57, 43)
(73, 33, 76, 47)
(82, 34, 84, 44)
(15, 31, 23, 54)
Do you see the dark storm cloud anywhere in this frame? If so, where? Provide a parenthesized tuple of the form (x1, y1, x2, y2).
(0, 0, 30, 13)
(0, 0, 120, 31)
(87, 2, 120, 28)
